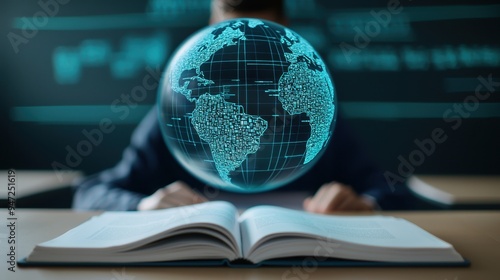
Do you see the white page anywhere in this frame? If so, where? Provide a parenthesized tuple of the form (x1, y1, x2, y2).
(239, 205, 452, 256)
(40, 201, 240, 251)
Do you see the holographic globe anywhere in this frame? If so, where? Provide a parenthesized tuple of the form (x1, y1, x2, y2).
(158, 18, 336, 192)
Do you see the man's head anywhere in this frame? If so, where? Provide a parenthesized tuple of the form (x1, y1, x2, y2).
(210, 0, 287, 25)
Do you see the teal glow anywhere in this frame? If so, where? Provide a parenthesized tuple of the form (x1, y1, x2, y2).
(80, 40, 111, 66)
(11, 4, 499, 31)
(328, 5, 500, 43)
(340, 102, 500, 119)
(53, 33, 168, 84)
(147, 0, 211, 18)
(401, 46, 429, 70)
(328, 13, 414, 42)
(329, 5, 500, 23)
(12, 13, 207, 31)
(292, 25, 326, 49)
(330, 45, 500, 71)
(330, 47, 401, 71)
(11, 105, 152, 124)
(404, 5, 500, 22)
(285, 0, 317, 18)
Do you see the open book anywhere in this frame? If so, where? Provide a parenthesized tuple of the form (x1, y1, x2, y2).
(21, 201, 467, 267)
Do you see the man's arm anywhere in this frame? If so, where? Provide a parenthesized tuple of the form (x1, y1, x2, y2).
(298, 114, 417, 212)
(73, 108, 201, 210)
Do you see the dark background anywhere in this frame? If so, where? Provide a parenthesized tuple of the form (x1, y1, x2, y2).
(1, 0, 499, 179)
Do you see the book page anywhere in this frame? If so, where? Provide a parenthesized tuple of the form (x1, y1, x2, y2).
(40, 201, 241, 253)
(239, 205, 452, 257)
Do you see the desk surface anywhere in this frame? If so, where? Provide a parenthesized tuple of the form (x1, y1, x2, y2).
(409, 175, 500, 205)
(0, 170, 83, 199)
(3, 209, 500, 280)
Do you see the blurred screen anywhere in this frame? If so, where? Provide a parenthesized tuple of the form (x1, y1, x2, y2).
(1, 0, 499, 176)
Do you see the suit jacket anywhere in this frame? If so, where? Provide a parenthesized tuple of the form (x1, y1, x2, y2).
(73, 108, 416, 210)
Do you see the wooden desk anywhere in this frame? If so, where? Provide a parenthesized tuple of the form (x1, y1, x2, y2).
(0, 170, 83, 208)
(0, 170, 83, 199)
(3, 209, 500, 280)
(409, 175, 500, 208)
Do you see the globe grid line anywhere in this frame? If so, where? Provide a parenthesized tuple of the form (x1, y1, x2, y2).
(160, 18, 335, 191)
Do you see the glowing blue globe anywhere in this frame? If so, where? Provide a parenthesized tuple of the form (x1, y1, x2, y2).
(158, 18, 336, 192)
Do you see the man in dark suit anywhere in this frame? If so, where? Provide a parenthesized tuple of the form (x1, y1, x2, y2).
(73, 0, 416, 212)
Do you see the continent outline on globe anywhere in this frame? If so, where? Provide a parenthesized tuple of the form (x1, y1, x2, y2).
(159, 18, 336, 192)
